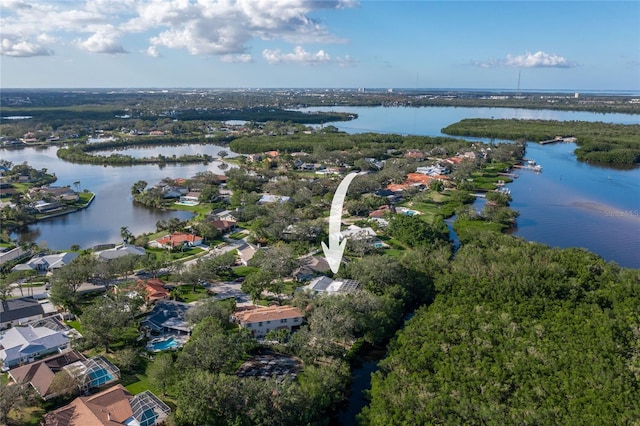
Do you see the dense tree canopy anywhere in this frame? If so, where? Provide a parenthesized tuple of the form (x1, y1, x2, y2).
(360, 232, 640, 425)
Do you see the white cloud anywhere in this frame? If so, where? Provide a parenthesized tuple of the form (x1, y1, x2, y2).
(1, 38, 52, 57)
(146, 45, 161, 57)
(263, 46, 331, 65)
(0, 0, 355, 59)
(506, 51, 574, 68)
(474, 51, 576, 68)
(221, 53, 253, 63)
(77, 27, 127, 54)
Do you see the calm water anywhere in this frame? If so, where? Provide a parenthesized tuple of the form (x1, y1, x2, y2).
(4, 146, 231, 250)
(312, 106, 640, 269)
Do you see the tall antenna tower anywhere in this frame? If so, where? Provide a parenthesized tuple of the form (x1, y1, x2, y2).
(516, 70, 521, 98)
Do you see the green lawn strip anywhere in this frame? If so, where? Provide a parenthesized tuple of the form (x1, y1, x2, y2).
(65, 320, 83, 333)
(228, 230, 248, 240)
(177, 286, 209, 303)
(232, 265, 259, 277)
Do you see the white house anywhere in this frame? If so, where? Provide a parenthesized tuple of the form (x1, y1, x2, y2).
(303, 276, 360, 295)
(233, 306, 304, 338)
(0, 325, 70, 370)
(94, 244, 146, 261)
(12, 252, 79, 273)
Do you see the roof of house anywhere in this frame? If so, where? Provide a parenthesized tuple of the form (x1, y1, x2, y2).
(0, 325, 69, 366)
(95, 244, 146, 261)
(153, 232, 203, 247)
(210, 219, 236, 231)
(12, 252, 79, 272)
(138, 279, 170, 301)
(9, 351, 86, 399)
(0, 297, 45, 324)
(141, 300, 192, 333)
(42, 384, 171, 426)
(235, 305, 303, 324)
(43, 384, 134, 425)
(258, 194, 291, 204)
(304, 276, 360, 294)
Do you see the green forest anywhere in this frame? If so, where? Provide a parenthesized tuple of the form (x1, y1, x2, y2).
(442, 118, 640, 165)
(360, 231, 640, 425)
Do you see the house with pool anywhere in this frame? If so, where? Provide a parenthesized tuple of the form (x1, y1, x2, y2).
(8, 351, 120, 399)
(141, 300, 193, 352)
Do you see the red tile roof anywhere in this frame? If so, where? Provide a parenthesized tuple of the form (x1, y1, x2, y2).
(154, 232, 203, 248)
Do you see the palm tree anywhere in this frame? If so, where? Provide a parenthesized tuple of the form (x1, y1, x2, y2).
(73, 181, 80, 192)
(120, 226, 133, 245)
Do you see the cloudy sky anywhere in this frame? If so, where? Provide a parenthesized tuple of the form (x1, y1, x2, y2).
(1, 0, 638, 90)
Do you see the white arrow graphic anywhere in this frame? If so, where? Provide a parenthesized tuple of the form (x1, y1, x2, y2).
(322, 172, 362, 274)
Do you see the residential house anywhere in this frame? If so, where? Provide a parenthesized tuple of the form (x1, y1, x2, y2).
(0, 324, 70, 370)
(7, 351, 119, 400)
(42, 384, 171, 426)
(338, 224, 377, 241)
(0, 297, 46, 330)
(210, 219, 236, 234)
(179, 191, 201, 203)
(8, 351, 86, 400)
(28, 186, 79, 203)
(137, 279, 170, 303)
(12, 252, 79, 273)
(233, 306, 304, 338)
(32, 200, 65, 213)
(293, 256, 330, 282)
(141, 300, 193, 336)
(404, 149, 425, 160)
(236, 242, 259, 266)
(149, 232, 204, 250)
(302, 276, 360, 295)
(208, 209, 239, 222)
(94, 244, 146, 261)
(258, 194, 291, 205)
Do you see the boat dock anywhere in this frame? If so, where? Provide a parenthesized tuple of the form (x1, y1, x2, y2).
(539, 136, 577, 145)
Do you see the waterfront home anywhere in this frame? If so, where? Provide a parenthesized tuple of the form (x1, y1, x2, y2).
(302, 276, 360, 295)
(149, 232, 204, 250)
(233, 305, 304, 338)
(42, 384, 171, 426)
(94, 244, 146, 261)
(0, 297, 46, 330)
(27, 186, 79, 205)
(12, 251, 79, 273)
(0, 324, 70, 370)
(180, 191, 201, 203)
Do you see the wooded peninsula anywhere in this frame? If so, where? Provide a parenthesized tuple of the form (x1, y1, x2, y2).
(442, 118, 640, 165)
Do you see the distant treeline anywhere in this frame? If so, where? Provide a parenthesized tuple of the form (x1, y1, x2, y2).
(0, 106, 353, 125)
(230, 132, 469, 153)
(56, 136, 225, 165)
(442, 118, 640, 165)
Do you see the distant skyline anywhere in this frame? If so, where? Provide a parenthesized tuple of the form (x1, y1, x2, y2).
(1, 1, 638, 91)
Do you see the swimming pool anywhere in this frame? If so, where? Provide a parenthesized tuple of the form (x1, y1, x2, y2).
(148, 337, 178, 352)
(89, 368, 114, 387)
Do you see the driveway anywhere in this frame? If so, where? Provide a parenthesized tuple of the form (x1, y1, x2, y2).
(208, 281, 251, 306)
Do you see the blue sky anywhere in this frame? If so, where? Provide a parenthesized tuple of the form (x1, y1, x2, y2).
(1, 1, 638, 90)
